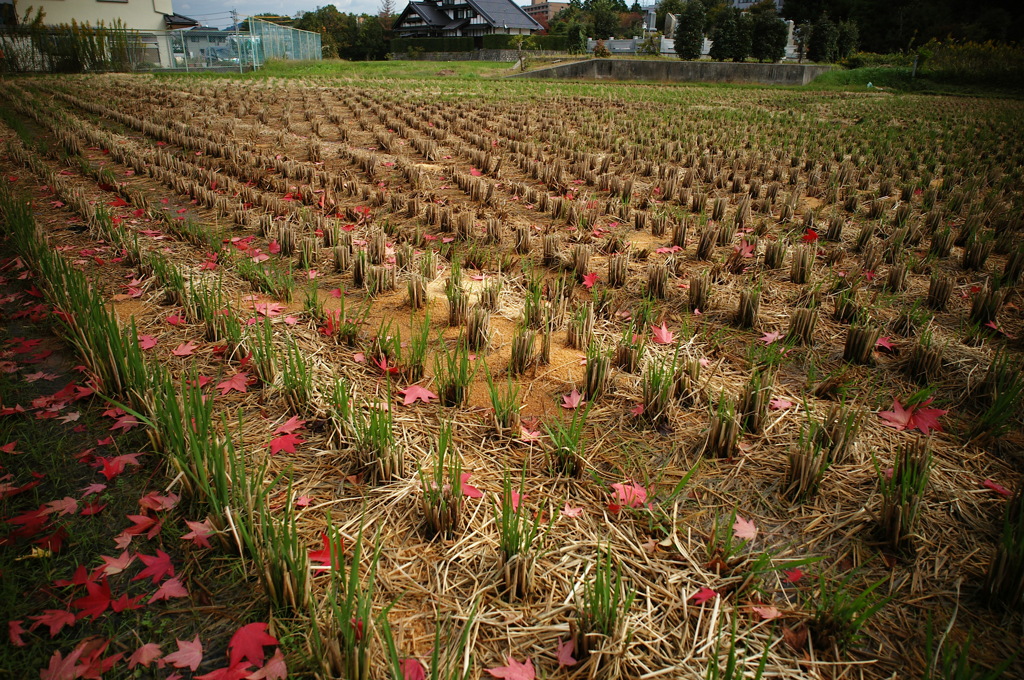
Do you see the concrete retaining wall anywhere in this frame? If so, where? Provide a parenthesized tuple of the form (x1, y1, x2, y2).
(509, 59, 833, 86)
(391, 49, 566, 63)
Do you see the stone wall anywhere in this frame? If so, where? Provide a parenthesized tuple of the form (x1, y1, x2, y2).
(509, 59, 833, 86)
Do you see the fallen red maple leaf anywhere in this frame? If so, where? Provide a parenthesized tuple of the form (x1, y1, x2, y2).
(228, 622, 279, 667)
(217, 372, 249, 396)
(581, 272, 598, 290)
(878, 398, 947, 435)
(72, 577, 113, 620)
(782, 568, 805, 584)
(267, 433, 304, 455)
(486, 656, 535, 680)
(690, 587, 718, 604)
(28, 610, 75, 638)
(398, 384, 438, 406)
(373, 355, 401, 375)
(196, 660, 256, 680)
(460, 472, 483, 498)
(309, 532, 343, 566)
(132, 549, 174, 584)
(400, 658, 427, 680)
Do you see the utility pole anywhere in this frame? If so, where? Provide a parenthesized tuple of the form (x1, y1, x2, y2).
(231, 9, 243, 74)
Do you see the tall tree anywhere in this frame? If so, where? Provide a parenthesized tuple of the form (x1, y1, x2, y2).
(378, 0, 396, 31)
(674, 0, 705, 61)
(836, 19, 858, 59)
(709, 8, 744, 62)
(567, 22, 588, 53)
(807, 14, 838, 62)
(749, 0, 788, 63)
(590, 0, 620, 39)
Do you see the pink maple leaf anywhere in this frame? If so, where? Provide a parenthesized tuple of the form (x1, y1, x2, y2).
(110, 414, 141, 432)
(45, 496, 79, 517)
(217, 372, 249, 396)
(274, 415, 305, 435)
(248, 648, 288, 680)
(171, 341, 198, 357)
(163, 636, 203, 671)
(150, 577, 189, 603)
(875, 336, 895, 352)
(400, 658, 427, 680)
(733, 515, 757, 541)
(128, 643, 163, 670)
(769, 398, 793, 410)
(557, 639, 577, 667)
(878, 399, 914, 431)
(802, 228, 818, 242)
(562, 501, 583, 518)
(40, 643, 88, 680)
(267, 433, 304, 455)
(750, 605, 781, 621)
(759, 331, 782, 344)
(138, 491, 179, 512)
(651, 322, 674, 345)
(399, 384, 439, 406)
(99, 550, 135, 576)
(138, 335, 158, 350)
(460, 472, 483, 498)
(182, 519, 214, 548)
(581, 272, 598, 290)
(690, 587, 718, 604)
(253, 302, 285, 318)
(8, 620, 25, 647)
(486, 656, 535, 680)
(611, 482, 648, 508)
(982, 480, 1013, 498)
(561, 389, 584, 410)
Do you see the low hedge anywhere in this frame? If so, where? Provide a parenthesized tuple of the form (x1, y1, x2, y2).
(390, 37, 474, 53)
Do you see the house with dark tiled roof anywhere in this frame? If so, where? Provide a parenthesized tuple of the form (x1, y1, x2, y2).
(393, 0, 542, 39)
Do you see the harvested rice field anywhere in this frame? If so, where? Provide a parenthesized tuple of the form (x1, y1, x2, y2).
(0, 71, 1022, 679)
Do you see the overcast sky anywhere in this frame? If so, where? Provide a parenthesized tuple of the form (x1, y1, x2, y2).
(173, 0, 386, 28)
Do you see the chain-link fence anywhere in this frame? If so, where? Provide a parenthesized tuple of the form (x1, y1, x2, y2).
(0, 18, 320, 73)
